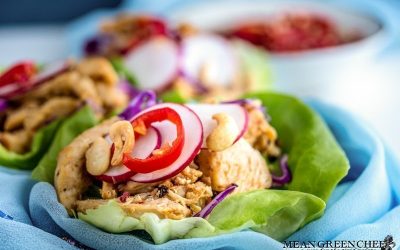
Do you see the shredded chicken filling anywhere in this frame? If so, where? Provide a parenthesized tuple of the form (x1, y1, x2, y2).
(0, 57, 127, 153)
(55, 99, 281, 220)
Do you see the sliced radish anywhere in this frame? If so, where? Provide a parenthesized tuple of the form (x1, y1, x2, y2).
(0, 61, 70, 99)
(96, 134, 133, 183)
(0, 82, 24, 99)
(181, 34, 238, 87)
(151, 120, 177, 147)
(185, 103, 248, 148)
(130, 103, 203, 183)
(131, 126, 161, 159)
(97, 165, 134, 184)
(98, 126, 161, 183)
(124, 36, 179, 91)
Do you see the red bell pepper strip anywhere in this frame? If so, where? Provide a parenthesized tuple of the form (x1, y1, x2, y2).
(123, 107, 184, 173)
(0, 61, 37, 99)
(0, 61, 36, 87)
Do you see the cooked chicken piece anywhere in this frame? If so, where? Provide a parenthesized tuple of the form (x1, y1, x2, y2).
(119, 181, 161, 195)
(196, 139, 272, 193)
(101, 182, 117, 199)
(78, 182, 211, 219)
(0, 130, 32, 153)
(177, 23, 198, 38)
(167, 182, 212, 214)
(101, 14, 138, 34)
(25, 72, 101, 107)
(244, 102, 281, 157)
(24, 97, 81, 131)
(76, 57, 118, 86)
(55, 117, 120, 213)
(76, 196, 191, 220)
(169, 163, 203, 185)
(119, 163, 202, 194)
(3, 101, 38, 131)
(95, 83, 128, 111)
(76, 199, 106, 212)
(4, 109, 28, 131)
(77, 164, 212, 219)
(121, 197, 192, 219)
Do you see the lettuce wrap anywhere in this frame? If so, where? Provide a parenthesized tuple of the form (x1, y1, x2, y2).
(0, 106, 97, 172)
(78, 92, 349, 244)
(31, 106, 98, 183)
(0, 57, 127, 175)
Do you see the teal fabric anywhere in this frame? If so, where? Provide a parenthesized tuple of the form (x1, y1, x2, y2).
(0, 99, 399, 249)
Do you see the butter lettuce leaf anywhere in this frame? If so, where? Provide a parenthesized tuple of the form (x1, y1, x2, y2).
(79, 201, 225, 244)
(31, 106, 97, 183)
(159, 89, 188, 103)
(0, 119, 62, 170)
(208, 190, 325, 241)
(246, 92, 350, 201)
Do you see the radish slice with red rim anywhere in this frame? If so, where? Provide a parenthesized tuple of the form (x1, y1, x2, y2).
(0, 82, 24, 99)
(96, 134, 135, 184)
(130, 103, 203, 183)
(97, 165, 134, 184)
(98, 126, 161, 183)
(124, 36, 179, 91)
(185, 103, 248, 149)
(131, 126, 161, 159)
(151, 120, 177, 147)
(181, 34, 238, 87)
(0, 61, 70, 99)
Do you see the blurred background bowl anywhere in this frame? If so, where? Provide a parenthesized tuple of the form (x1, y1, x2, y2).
(1, 0, 398, 152)
(166, 0, 394, 101)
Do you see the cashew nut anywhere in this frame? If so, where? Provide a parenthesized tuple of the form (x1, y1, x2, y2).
(86, 137, 111, 175)
(109, 120, 135, 166)
(206, 113, 239, 152)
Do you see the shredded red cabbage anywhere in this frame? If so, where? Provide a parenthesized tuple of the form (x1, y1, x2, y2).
(194, 184, 237, 218)
(272, 154, 292, 187)
(222, 98, 253, 106)
(118, 90, 157, 120)
(223, 98, 271, 121)
(151, 125, 162, 150)
(84, 34, 113, 56)
(118, 80, 140, 99)
(0, 99, 8, 112)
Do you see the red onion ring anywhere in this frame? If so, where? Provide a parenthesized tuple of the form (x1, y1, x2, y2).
(271, 154, 292, 187)
(194, 184, 238, 218)
(118, 90, 157, 121)
(0, 99, 8, 113)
